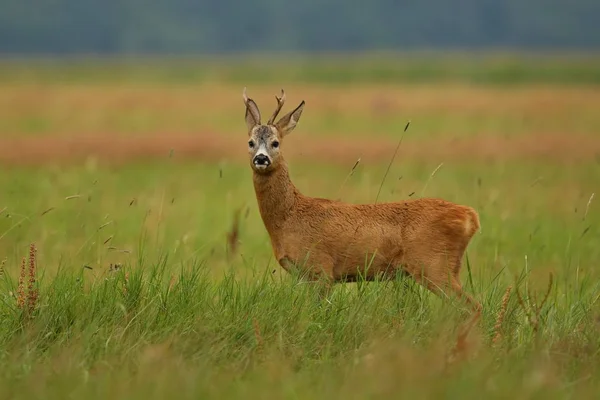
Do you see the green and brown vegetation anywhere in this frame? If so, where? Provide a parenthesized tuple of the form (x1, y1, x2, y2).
(0, 56, 599, 399)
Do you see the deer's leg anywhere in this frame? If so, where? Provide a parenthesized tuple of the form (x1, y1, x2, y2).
(403, 260, 481, 314)
(425, 276, 481, 314)
(308, 259, 335, 301)
(279, 256, 334, 300)
(449, 278, 482, 314)
(315, 276, 334, 300)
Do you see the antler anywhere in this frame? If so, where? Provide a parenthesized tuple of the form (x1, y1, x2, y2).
(267, 89, 286, 125)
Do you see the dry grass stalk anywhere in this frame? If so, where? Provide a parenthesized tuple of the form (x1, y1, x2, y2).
(17, 256, 26, 309)
(336, 157, 361, 200)
(252, 318, 263, 351)
(41, 207, 55, 216)
(168, 274, 176, 292)
(14, 243, 40, 315)
(516, 273, 554, 338)
(492, 286, 513, 345)
(109, 263, 122, 273)
(123, 272, 130, 296)
(0, 258, 6, 278)
(583, 192, 595, 221)
(226, 208, 242, 259)
(27, 243, 39, 314)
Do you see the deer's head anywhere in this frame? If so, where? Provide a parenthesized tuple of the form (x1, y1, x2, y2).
(243, 88, 305, 174)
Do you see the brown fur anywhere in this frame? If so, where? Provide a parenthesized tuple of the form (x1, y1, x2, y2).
(243, 89, 482, 313)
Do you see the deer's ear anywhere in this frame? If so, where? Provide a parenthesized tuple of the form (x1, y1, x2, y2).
(244, 99, 261, 133)
(275, 101, 305, 137)
(243, 88, 261, 133)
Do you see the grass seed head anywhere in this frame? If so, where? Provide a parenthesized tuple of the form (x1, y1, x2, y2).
(492, 286, 513, 345)
(27, 243, 39, 314)
(17, 256, 26, 309)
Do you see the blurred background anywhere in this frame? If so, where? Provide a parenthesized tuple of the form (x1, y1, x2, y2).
(1, 0, 599, 54)
(0, 0, 598, 279)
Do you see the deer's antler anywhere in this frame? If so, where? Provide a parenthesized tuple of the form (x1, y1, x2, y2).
(267, 89, 286, 125)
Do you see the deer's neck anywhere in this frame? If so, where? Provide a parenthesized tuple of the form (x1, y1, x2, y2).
(252, 159, 300, 233)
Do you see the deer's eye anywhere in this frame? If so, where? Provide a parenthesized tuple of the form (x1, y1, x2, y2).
(248, 140, 255, 148)
(272, 141, 279, 148)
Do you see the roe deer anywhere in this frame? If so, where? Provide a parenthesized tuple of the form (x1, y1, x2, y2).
(243, 88, 482, 313)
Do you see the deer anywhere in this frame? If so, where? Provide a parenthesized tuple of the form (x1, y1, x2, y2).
(242, 88, 482, 313)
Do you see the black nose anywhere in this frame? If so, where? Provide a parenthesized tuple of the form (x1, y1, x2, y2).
(253, 154, 270, 166)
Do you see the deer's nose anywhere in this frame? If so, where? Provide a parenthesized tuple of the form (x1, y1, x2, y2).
(253, 154, 271, 166)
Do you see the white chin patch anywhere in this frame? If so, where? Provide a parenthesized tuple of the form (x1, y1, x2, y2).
(254, 164, 268, 170)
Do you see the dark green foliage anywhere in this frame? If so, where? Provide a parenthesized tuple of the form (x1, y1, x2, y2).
(0, 0, 599, 54)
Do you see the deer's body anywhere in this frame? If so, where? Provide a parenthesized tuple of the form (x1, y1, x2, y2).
(243, 89, 481, 312)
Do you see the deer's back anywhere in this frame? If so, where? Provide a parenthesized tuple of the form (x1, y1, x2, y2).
(278, 196, 479, 277)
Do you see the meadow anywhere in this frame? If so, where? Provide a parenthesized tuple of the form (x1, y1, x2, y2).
(0, 55, 599, 399)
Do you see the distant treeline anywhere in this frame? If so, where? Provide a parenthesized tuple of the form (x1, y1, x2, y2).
(0, 0, 599, 54)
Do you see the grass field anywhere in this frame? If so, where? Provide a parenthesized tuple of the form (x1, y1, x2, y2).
(0, 56, 599, 399)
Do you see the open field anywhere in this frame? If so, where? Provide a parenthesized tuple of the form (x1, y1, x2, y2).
(1, 57, 599, 399)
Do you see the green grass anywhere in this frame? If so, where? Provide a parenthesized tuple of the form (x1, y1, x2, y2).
(1, 259, 598, 399)
(1, 53, 600, 85)
(1, 157, 599, 398)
